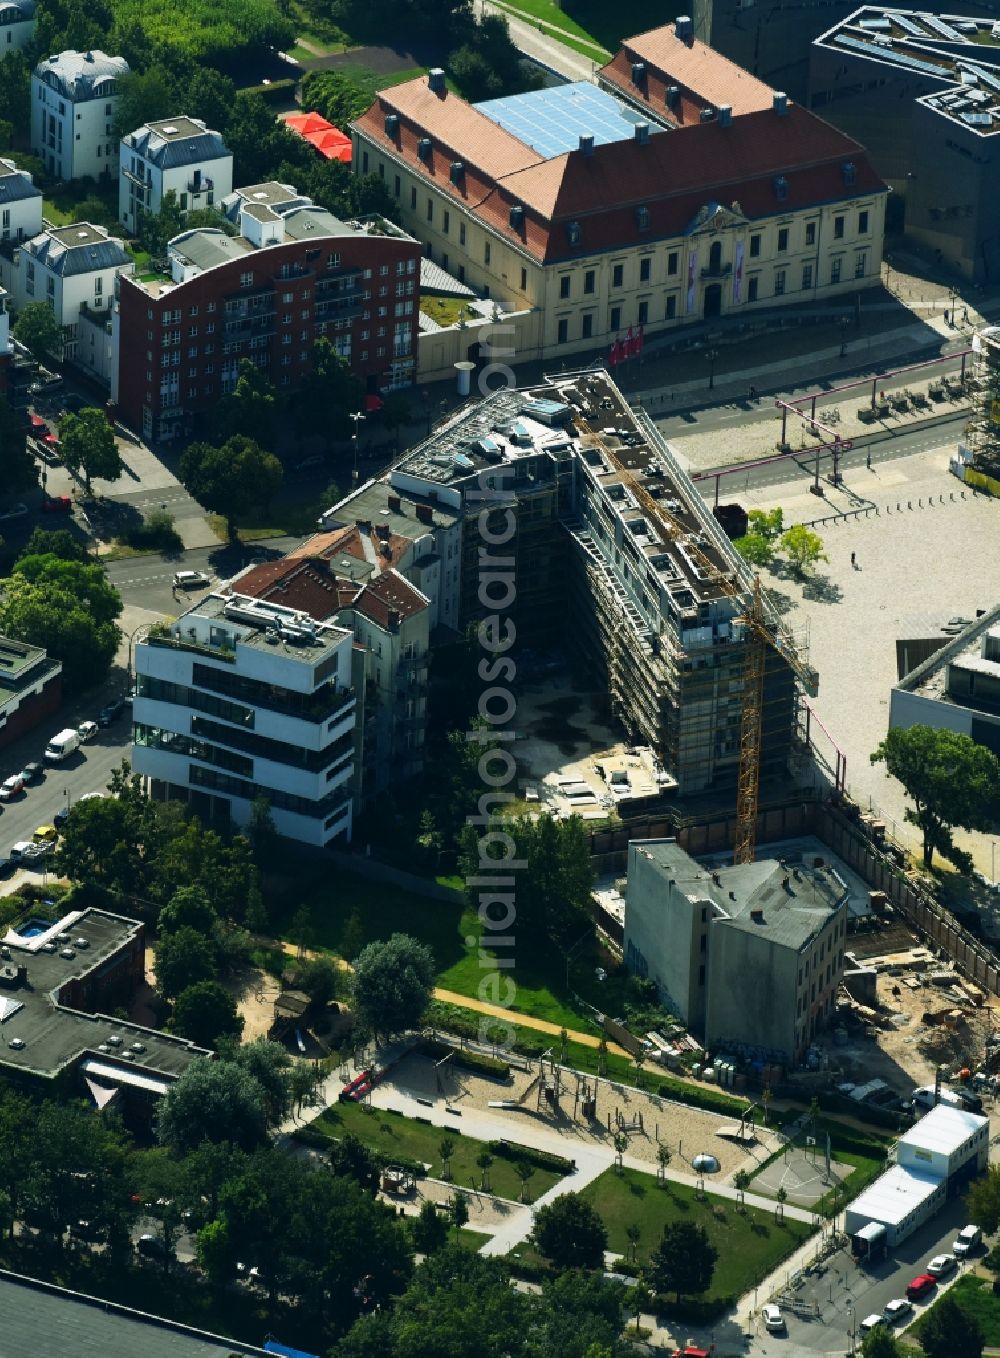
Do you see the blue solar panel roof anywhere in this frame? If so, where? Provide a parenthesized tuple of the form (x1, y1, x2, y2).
(473, 82, 662, 158)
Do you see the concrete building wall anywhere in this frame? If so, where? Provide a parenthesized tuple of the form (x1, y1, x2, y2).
(31, 77, 119, 181)
(0, 11, 35, 52)
(705, 924, 799, 1060)
(119, 150, 233, 231)
(624, 842, 708, 1028)
(889, 685, 979, 738)
(907, 101, 1000, 283)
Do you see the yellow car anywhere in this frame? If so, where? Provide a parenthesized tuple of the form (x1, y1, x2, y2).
(32, 825, 58, 843)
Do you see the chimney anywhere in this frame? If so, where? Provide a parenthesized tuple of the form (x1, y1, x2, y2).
(728, 890, 736, 901)
(750, 909, 765, 924)
(387, 608, 401, 628)
(15, 964, 28, 987)
(634, 122, 650, 145)
(718, 104, 732, 127)
(387, 493, 402, 512)
(579, 133, 595, 156)
(773, 90, 788, 115)
(428, 68, 446, 94)
(376, 523, 391, 539)
(711, 872, 721, 886)
(415, 503, 433, 524)
(355, 518, 371, 530)
(782, 875, 791, 890)
(631, 60, 646, 84)
(675, 14, 693, 42)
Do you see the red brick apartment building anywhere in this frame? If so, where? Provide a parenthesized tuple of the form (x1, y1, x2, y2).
(112, 182, 420, 444)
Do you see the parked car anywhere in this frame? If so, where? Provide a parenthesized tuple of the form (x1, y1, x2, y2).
(42, 495, 72, 514)
(0, 775, 24, 801)
(136, 1233, 172, 1260)
(10, 841, 37, 861)
(927, 1254, 957, 1278)
(52, 806, 70, 829)
(77, 720, 98, 742)
(762, 1303, 784, 1333)
(883, 1299, 913, 1325)
(953, 1225, 982, 1258)
(33, 825, 57, 843)
(906, 1273, 937, 1300)
(98, 697, 126, 727)
(860, 1314, 884, 1335)
(77, 791, 104, 802)
(21, 762, 44, 785)
(0, 858, 13, 878)
(173, 570, 209, 589)
(29, 371, 63, 396)
(0, 503, 27, 521)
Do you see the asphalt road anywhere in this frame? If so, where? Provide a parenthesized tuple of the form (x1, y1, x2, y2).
(0, 713, 132, 862)
(103, 536, 305, 614)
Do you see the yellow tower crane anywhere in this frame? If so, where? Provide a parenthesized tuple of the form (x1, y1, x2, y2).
(582, 424, 818, 864)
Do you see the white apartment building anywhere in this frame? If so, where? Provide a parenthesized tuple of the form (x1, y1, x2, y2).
(0, 157, 43, 247)
(15, 221, 133, 364)
(119, 116, 233, 233)
(0, 285, 9, 358)
(0, 0, 35, 52)
(31, 49, 129, 182)
(133, 592, 357, 847)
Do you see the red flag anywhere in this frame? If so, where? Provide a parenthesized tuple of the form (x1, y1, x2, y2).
(609, 339, 621, 367)
(625, 326, 634, 357)
(636, 324, 644, 354)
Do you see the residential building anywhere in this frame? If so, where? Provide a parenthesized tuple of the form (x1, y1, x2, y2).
(0, 285, 9, 392)
(624, 838, 849, 1063)
(112, 183, 420, 444)
(0, 156, 44, 247)
(14, 221, 133, 369)
(0, 634, 62, 748)
(323, 367, 810, 795)
(351, 26, 886, 361)
(0, 0, 35, 52)
(846, 1103, 988, 1248)
(31, 49, 129, 182)
(0, 904, 207, 1118)
(119, 115, 233, 233)
(890, 602, 1000, 756)
(810, 7, 1000, 279)
(132, 591, 357, 847)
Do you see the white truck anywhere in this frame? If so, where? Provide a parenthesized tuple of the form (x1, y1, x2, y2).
(44, 727, 81, 762)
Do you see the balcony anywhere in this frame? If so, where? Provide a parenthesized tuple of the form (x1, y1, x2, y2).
(224, 316, 276, 340)
(123, 165, 152, 189)
(188, 174, 213, 193)
(700, 262, 732, 280)
(314, 297, 363, 322)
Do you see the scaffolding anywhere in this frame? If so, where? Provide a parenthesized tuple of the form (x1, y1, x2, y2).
(967, 327, 1000, 477)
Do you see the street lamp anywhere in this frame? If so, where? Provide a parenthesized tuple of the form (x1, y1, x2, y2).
(706, 347, 719, 390)
(839, 315, 850, 358)
(349, 410, 365, 485)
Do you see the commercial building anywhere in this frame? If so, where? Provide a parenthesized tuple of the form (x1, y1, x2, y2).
(0, 635, 62, 748)
(323, 367, 809, 795)
(0, 905, 207, 1117)
(351, 23, 886, 361)
(0, 0, 35, 52)
(14, 221, 133, 373)
(890, 602, 1000, 756)
(846, 1102, 988, 1248)
(113, 181, 420, 444)
(810, 7, 1000, 280)
(132, 591, 357, 847)
(624, 839, 848, 1063)
(0, 156, 43, 246)
(119, 115, 233, 234)
(31, 49, 129, 182)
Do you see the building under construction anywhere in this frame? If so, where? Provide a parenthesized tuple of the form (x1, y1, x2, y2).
(966, 326, 1000, 479)
(323, 368, 814, 798)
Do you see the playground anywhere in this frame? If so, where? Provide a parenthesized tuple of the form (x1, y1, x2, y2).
(752, 1142, 856, 1208)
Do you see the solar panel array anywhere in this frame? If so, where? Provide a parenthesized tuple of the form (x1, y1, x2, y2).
(892, 13, 929, 38)
(833, 31, 951, 78)
(474, 82, 661, 159)
(961, 62, 1000, 95)
(920, 12, 964, 40)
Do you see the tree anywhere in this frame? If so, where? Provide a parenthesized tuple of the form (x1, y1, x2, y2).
(733, 1168, 750, 1210)
(625, 1223, 641, 1263)
(196, 1216, 237, 1287)
(438, 1137, 455, 1181)
(734, 532, 774, 567)
(247, 794, 280, 871)
(340, 909, 365, 964)
(918, 1294, 984, 1358)
(296, 955, 340, 1008)
(966, 1164, 1000, 1234)
(748, 507, 784, 539)
(412, 1199, 448, 1255)
(18, 527, 87, 563)
(294, 337, 365, 441)
(515, 1159, 535, 1203)
(532, 1192, 607, 1269)
(227, 1039, 291, 1126)
(872, 726, 1000, 868)
(154, 925, 219, 1000)
(351, 933, 435, 1040)
(179, 435, 283, 540)
(775, 1185, 787, 1221)
(113, 65, 177, 141)
(379, 392, 412, 452)
(0, 397, 36, 496)
(171, 980, 244, 1048)
(613, 1132, 628, 1173)
(656, 1144, 671, 1185)
(0, 574, 119, 692)
(136, 189, 185, 257)
(158, 885, 218, 939)
(212, 359, 276, 444)
(156, 1058, 269, 1154)
(861, 1329, 903, 1358)
(649, 1220, 718, 1302)
(59, 408, 123, 492)
(451, 1191, 469, 1228)
(13, 301, 64, 362)
(778, 523, 827, 575)
(477, 1150, 493, 1193)
(328, 1133, 380, 1194)
(13, 554, 122, 626)
(301, 69, 379, 129)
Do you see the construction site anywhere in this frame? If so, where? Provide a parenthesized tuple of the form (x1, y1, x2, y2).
(962, 324, 1000, 480)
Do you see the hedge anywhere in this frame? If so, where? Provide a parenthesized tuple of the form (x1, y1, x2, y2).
(417, 1037, 510, 1080)
(245, 77, 298, 105)
(290, 1124, 426, 1179)
(656, 1079, 747, 1118)
(488, 1139, 575, 1174)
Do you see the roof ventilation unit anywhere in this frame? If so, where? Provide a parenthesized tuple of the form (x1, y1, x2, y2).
(578, 133, 595, 156)
(417, 137, 432, 161)
(718, 104, 732, 126)
(675, 14, 693, 40)
(699, 107, 715, 122)
(428, 68, 446, 93)
(634, 121, 650, 144)
(773, 90, 788, 115)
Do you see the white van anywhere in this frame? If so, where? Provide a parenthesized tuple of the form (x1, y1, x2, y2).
(44, 727, 80, 762)
(953, 1225, 982, 1257)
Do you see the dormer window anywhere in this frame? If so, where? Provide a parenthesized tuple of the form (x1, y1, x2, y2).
(635, 206, 650, 230)
(842, 160, 856, 187)
(384, 114, 400, 137)
(509, 204, 524, 230)
(450, 161, 464, 185)
(773, 175, 789, 201)
(566, 221, 581, 246)
(418, 138, 432, 162)
(631, 61, 646, 84)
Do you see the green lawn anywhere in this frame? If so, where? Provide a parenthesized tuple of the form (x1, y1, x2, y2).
(913, 1273, 1000, 1344)
(420, 295, 476, 327)
(309, 1100, 567, 1201)
(489, 0, 610, 53)
(559, 0, 684, 52)
(576, 1167, 813, 1300)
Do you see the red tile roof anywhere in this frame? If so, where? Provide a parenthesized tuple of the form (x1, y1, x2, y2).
(600, 26, 776, 120)
(294, 524, 412, 572)
(354, 568, 429, 628)
(231, 558, 358, 620)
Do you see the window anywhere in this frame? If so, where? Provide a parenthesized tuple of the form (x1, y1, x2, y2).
(557, 318, 568, 344)
(410, 187, 416, 209)
(749, 234, 761, 259)
(582, 313, 593, 339)
(282, 291, 293, 303)
(94, 277, 103, 296)
(805, 221, 816, 246)
(559, 275, 570, 299)
(777, 227, 788, 252)
(639, 257, 651, 283)
(484, 242, 491, 265)
(394, 175, 400, 197)
(584, 269, 595, 294)
(426, 198, 433, 222)
(665, 294, 677, 319)
(207, 302, 216, 313)
(855, 250, 867, 279)
(831, 257, 842, 285)
(610, 305, 621, 330)
(858, 209, 869, 233)
(443, 210, 450, 233)
(637, 299, 649, 324)
(612, 263, 624, 288)
(802, 263, 813, 289)
(774, 269, 785, 296)
(834, 214, 845, 239)
(239, 272, 253, 288)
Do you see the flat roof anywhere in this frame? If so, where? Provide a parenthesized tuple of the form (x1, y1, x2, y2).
(165, 591, 351, 664)
(899, 1102, 989, 1156)
(474, 82, 662, 158)
(848, 1162, 943, 1227)
(896, 600, 1000, 707)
